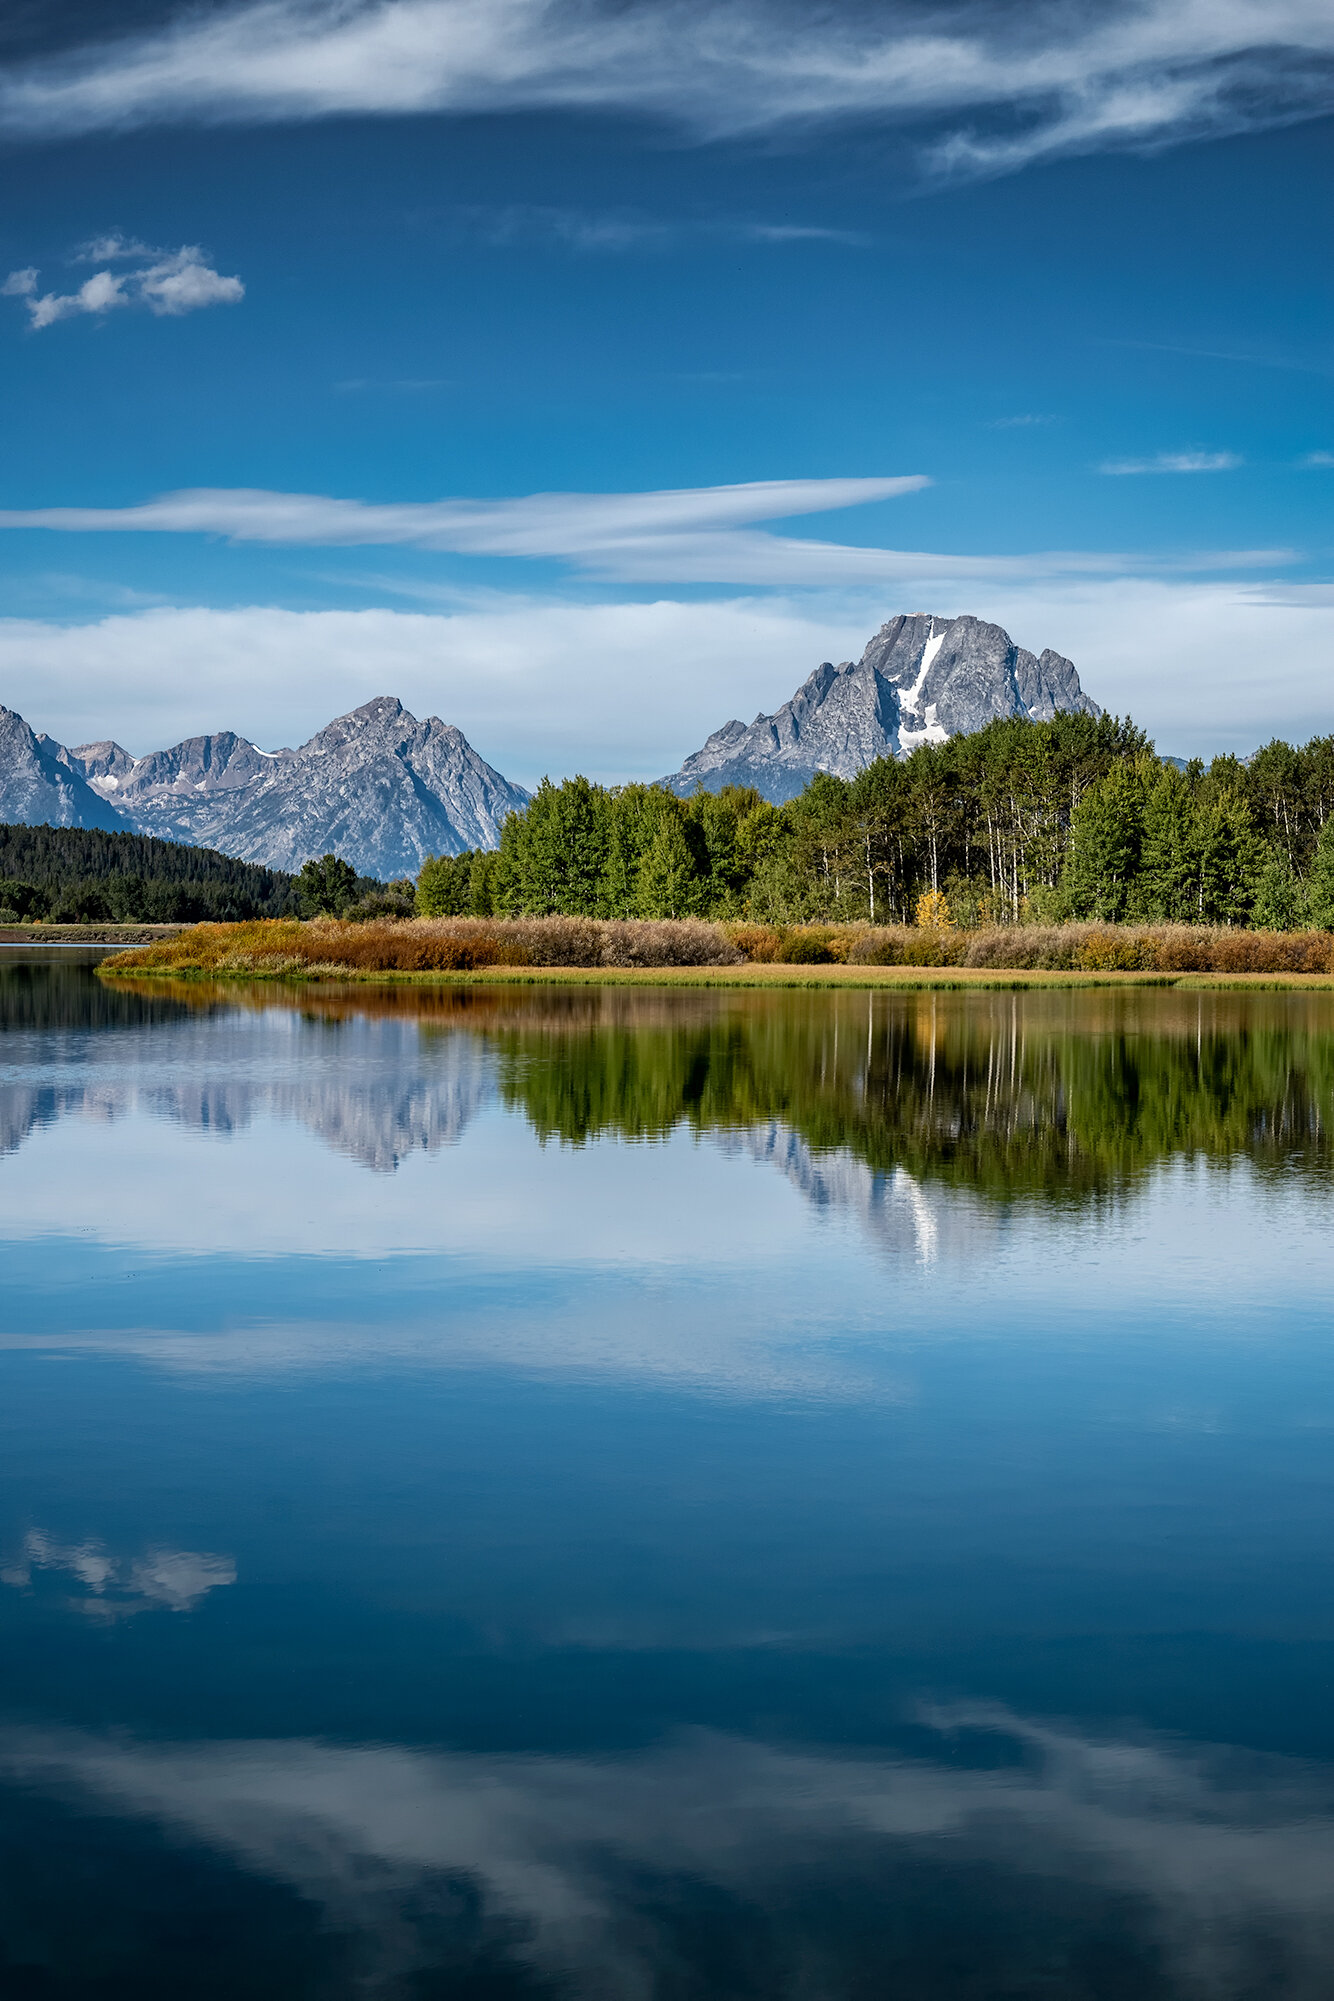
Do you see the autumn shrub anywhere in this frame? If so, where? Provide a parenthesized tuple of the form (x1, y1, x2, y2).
(1185, 929, 1332, 974)
(900, 929, 967, 967)
(725, 924, 787, 962)
(961, 926, 1080, 970)
(1075, 928, 1160, 972)
(847, 928, 910, 966)
(599, 920, 743, 968)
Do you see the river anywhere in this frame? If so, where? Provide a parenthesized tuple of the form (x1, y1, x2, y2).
(2, 949, 1333, 1997)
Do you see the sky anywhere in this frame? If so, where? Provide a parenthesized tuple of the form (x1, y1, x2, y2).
(0, 0, 1331, 784)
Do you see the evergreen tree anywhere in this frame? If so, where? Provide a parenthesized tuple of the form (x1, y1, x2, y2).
(298, 853, 359, 916)
(1310, 817, 1334, 929)
(635, 807, 699, 918)
(1249, 849, 1306, 931)
(1134, 765, 1198, 921)
(1191, 789, 1264, 924)
(467, 849, 499, 915)
(1062, 762, 1147, 920)
(416, 853, 470, 916)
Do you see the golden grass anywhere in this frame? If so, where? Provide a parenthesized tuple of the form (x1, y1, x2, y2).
(98, 914, 1334, 991)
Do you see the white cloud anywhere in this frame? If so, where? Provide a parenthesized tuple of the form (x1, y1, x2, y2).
(1100, 450, 1242, 475)
(0, 475, 1290, 590)
(1, 0, 1333, 175)
(136, 246, 246, 315)
(0, 476, 934, 578)
(1, 574, 1331, 782)
(75, 231, 157, 262)
(4, 240, 243, 330)
(0, 596, 876, 781)
(25, 266, 131, 328)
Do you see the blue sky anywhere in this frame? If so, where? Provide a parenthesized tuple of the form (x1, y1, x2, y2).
(0, 0, 1331, 782)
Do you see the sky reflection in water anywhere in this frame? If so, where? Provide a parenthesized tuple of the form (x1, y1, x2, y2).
(1, 953, 1333, 1997)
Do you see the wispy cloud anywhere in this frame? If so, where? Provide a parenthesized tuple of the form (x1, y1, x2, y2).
(0, 476, 1295, 590)
(1, 0, 1332, 178)
(1104, 336, 1333, 377)
(3, 237, 244, 329)
(1099, 450, 1241, 475)
(0, 476, 939, 582)
(450, 204, 868, 251)
(1301, 450, 1334, 467)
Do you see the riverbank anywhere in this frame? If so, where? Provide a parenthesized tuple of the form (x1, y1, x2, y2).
(1, 923, 188, 946)
(95, 914, 1334, 989)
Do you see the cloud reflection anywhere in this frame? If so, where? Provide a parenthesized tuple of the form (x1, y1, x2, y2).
(1, 1528, 236, 1619)
(3, 1707, 1334, 1995)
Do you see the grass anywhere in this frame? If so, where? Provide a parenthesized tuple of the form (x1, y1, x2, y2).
(93, 914, 1334, 992)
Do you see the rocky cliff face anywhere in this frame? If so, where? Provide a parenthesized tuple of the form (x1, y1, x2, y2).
(0, 706, 125, 834)
(662, 613, 1100, 802)
(7, 697, 529, 879)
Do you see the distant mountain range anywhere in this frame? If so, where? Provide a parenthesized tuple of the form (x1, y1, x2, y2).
(661, 613, 1100, 802)
(0, 696, 529, 880)
(0, 613, 1102, 873)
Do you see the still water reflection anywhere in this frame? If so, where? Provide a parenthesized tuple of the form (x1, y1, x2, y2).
(2, 952, 1334, 1996)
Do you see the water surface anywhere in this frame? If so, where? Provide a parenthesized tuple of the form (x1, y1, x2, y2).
(2, 954, 1334, 1996)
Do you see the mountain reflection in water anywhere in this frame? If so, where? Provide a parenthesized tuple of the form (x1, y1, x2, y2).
(5, 957, 1333, 1212)
(3, 954, 1334, 1998)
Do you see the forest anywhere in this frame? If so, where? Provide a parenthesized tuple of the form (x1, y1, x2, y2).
(0, 823, 302, 923)
(417, 713, 1334, 931)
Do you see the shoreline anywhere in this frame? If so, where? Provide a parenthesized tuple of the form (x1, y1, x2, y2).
(0, 924, 187, 946)
(97, 961, 1334, 993)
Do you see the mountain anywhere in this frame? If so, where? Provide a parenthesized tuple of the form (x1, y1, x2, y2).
(0, 706, 127, 833)
(662, 613, 1101, 803)
(8, 697, 529, 879)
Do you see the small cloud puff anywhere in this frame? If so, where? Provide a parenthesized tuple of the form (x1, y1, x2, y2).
(1300, 451, 1334, 467)
(3, 236, 243, 330)
(1100, 451, 1241, 475)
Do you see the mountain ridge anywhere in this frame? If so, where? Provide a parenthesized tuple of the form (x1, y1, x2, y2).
(1, 697, 529, 880)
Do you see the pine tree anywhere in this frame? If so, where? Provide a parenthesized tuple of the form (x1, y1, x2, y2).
(1191, 789, 1264, 924)
(1134, 765, 1197, 921)
(603, 794, 641, 919)
(298, 853, 358, 916)
(1062, 762, 1147, 920)
(635, 808, 699, 918)
(1248, 849, 1305, 931)
(415, 853, 469, 916)
(1310, 817, 1334, 929)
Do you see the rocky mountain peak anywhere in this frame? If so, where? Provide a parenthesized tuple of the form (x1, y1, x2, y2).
(0, 707, 125, 832)
(661, 612, 1100, 802)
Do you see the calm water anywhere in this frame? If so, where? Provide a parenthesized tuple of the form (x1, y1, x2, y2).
(3, 951, 1334, 1997)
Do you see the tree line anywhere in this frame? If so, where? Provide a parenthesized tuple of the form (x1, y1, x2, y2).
(0, 825, 407, 925)
(0, 823, 303, 924)
(417, 714, 1334, 929)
